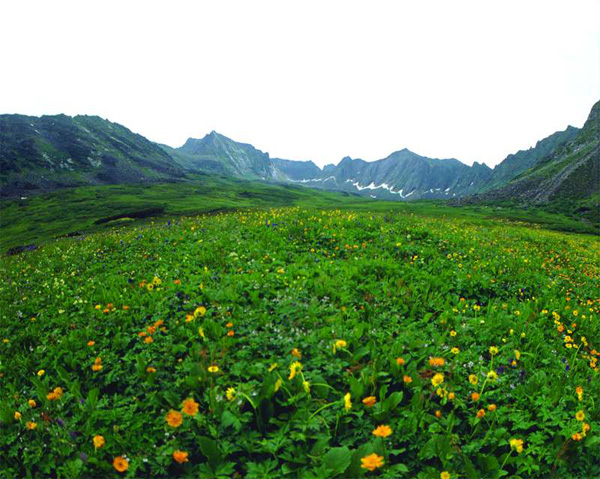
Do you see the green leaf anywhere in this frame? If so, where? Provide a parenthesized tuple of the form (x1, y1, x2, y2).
(323, 447, 352, 476)
(198, 436, 222, 467)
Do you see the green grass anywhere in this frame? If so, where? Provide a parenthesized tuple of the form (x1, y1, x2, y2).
(0, 207, 598, 478)
(1, 177, 597, 253)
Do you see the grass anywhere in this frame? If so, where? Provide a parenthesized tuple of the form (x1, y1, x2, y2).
(0, 206, 598, 478)
(0, 177, 597, 253)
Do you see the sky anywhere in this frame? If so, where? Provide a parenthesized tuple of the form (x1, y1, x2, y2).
(1, 1, 599, 168)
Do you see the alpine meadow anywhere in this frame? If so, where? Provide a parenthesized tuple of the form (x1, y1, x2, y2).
(1, 2, 599, 479)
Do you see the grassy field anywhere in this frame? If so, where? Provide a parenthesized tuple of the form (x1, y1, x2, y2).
(0, 204, 599, 478)
(0, 177, 597, 253)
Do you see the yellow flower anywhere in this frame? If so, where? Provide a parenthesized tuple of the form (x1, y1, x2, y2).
(146, 366, 156, 373)
(441, 472, 451, 479)
(361, 453, 384, 471)
(487, 371, 498, 382)
(489, 346, 499, 356)
(576, 386, 583, 401)
(268, 363, 278, 372)
(93, 435, 105, 449)
(431, 373, 444, 387)
(450, 330, 457, 337)
(362, 396, 377, 407)
(166, 410, 183, 427)
(194, 306, 206, 317)
(274, 378, 283, 392)
(335, 340, 347, 349)
(113, 456, 129, 472)
(372, 424, 393, 437)
(173, 450, 189, 464)
(403, 375, 413, 384)
(152, 276, 162, 286)
(208, 365, 219, 373)
(26, 421, 37, 430)
(344, 392, 352, 411)
(451, 347, 460, 355)
(37, 369, 45, 377)
(14, 411, 22, 421)
(302, 381, 311, 393)
(514, 350, 521, 360)
(509, 438, 524, 453)
(289, 361, 302, 380)
(576, 410, 585, 421)
(429, 357, 445, 367)
(198, 327, 205, 339)
(28, 399, 36, 408)
(182, 398, 199, 416)
(226, 387, 236, 401)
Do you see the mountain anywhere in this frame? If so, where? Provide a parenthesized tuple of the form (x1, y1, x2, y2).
(271, 158, 322, 181)
(163, 131, 278, 179)
(292, 149, 493, 200)
(0, 114, 184, 197)
(467, 100, 599, 205)
(482, 126, 580, 192)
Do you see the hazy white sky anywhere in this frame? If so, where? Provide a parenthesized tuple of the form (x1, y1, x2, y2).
(1, 0, 598, 168)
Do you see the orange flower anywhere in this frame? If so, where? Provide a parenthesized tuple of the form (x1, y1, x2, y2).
(26, 421, 37, 430)
(166, 410, 183, 427)
(435, 410, 442, 418)
(372, 424, 393, 437)
(146, 366, 157, 373)
(396, 357, 405, 366)
(227, 330, 235, 337)
(93, 435, 105, 449)
(476, 409, 486, 419)
(361, 453, 384, 471)
(488, 404, 497, 412)
(291, 348, 302, 359)
(113, 456, 129, 472)
(362, 396, 377, 407)
(226, 322, 233, 328)
(182, 398, 199, 416)
(471, 392, 480, 402)
(403, 375, 413, 384)
(173, 450, 189, 464)
(429, 357, 445, 367)
(87, 341, 95, 347)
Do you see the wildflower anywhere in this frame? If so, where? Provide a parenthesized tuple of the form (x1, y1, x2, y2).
(335, 340, 347, 349)
(166, 410, 183, 427)
(489, 346, 499, 356)
(198, 327, 205, 339)
(576, 386, 583, 401)
(514, 350, 521, 360)
(28, 399, 36, 408)
(47, 387, 64, 401)
(14, 411, 22, 421)
(362, 396, 377, 407)
(468, 374, 478, 385)
(289, 362, 302, 380)
(113, 456, 129, 472)
(37, 369, 45, 377)
(87, 341, 95, 347)
(576, 410, 585, 421)
(144, 336, 154, 344)
(92, 357, 103, 372)
(435, 410, 442, 418)
(146, 367, 156, 373)
(487, 371, 498, 382)
(448, 392, 455, 401)
(582, 423, 591, 434)
(477, 409, 486, 419)
(509, 438, 524, 453)
(441, 472, 451, 479)
(227, 330, 235, 337)
(372, 424, 393, 437)
(431, 373, 444, 387)
(291, 348, 302, 359)
(26, 421, 37, 430)
(396, 357, 405, 366)
(208, 365, 219, 373)
(488, 404, 497, 412)
(429, 357, 445, 367)
(572, 432, 583, 441)
(226, 322, 233, 328)
(173, 450, 189, 464)
(403, 375, 413, 384)
(344, 392, 352, 411)
(361, 453, 384, 471)
(194, 306, 206, 317)
(303, 381, 311, 393)
(226, 387, 236, 401)
(471, 392, 480, 401)
(450, 330, 457, 337)
(268, 363, 278, 372)
(146, 283, 154, 291)
(274, 378, 283, 392)
(182, 398, 199, 416)
(451, 347, 460, 355)
(93, 435, 105, 449)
